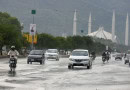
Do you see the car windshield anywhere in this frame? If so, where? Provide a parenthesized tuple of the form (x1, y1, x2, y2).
(116, 54, 121, 56)
(30, 50, 43, 55)
(47, 50, 57, 53)
(71, 51, 88, 56)
(127, 50, 130, 54)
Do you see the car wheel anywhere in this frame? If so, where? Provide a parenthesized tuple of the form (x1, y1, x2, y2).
(68, 65, 71, 69)
(68, 65, 73, 69)
(40, 61, 43, 65)
(87, 62, 92, 69)
(71, 65, 74, 69)
(56, 59, 59, 61)
(90, 63, 92, 69)
(124, 61, 127, 64)
(27, 61, 29, 64)
(43, 60, 45, 64)
(87, 65, 90, 69)
(91, 65, 92, 69)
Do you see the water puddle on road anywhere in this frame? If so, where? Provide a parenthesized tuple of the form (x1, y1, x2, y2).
(0, 86, 14, 90)
(8, 71, 17, 77)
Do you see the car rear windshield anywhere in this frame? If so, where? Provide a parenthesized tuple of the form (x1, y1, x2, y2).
(47, 50, 57, 53)
(72, 51, 88, 56)
(127, 50, 130, 54)
(30, 50, 43, 55)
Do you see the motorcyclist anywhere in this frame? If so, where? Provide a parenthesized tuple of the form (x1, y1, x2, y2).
(102, 51, 106, 58)
(102, 51, 107, 63)
(8, 46, 19, 62)
(105, 50, 110, 62)
(124, 53, 127, 58)
(90, 51, 96, 60)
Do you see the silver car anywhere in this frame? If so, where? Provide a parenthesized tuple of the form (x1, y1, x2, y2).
(45, 49, 59, 61)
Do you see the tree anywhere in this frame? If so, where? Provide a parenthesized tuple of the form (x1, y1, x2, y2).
(82, 36, 94, 51)
(36, 33, 58, 49)
(55, 37, 67, 50)
(0, 12, 23, 55)
(0, 24, 22, 49)
(35, 33, 106, 54)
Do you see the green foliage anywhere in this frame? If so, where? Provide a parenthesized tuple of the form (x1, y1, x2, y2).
(55, 37, 67, 49)
(92, 37, 130, 53)
(36, 33, 106, 54)
(0, 34, 3, 46)
(22, 36, 30, 48)
(37, 33, 58, 49)
(0, 24, 22, 49)
(71, 36, 84, 49)
(0, 12, 23, 51)
(93, 42, 106, 54)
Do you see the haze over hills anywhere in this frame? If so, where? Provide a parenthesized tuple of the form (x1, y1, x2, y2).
(0, 0, 130, 44)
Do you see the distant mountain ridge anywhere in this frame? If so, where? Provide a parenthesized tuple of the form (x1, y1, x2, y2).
(0, 0, 130, 44)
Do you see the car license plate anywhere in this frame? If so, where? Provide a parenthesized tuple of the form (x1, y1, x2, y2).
(10, 61, 14, 63)
(31, 59, 34, 61)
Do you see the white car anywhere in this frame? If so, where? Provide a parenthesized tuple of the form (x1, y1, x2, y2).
(45, 49, 59, 61)
(68, 49, 92, 69)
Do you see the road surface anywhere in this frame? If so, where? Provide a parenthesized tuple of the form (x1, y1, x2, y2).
(0, 56, 130, 90)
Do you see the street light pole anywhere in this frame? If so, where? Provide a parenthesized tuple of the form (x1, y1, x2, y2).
(21, 23, 24, 34)
(32, 15, 35, 50)
(31, 10, 36, 50)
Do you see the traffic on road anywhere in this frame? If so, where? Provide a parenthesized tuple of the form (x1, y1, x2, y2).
(0, 49, 130, 90)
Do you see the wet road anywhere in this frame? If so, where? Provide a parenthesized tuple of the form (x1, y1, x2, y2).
(0, 56, 130, 90)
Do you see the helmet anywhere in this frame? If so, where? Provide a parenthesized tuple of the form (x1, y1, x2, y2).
(11, 46, 15, 51)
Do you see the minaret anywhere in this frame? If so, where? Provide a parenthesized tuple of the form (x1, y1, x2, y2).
(88, 13, 91, 34)
(112, 10, 115, 42)
(73, 9, 77, 36)
(125, 13, 129, 46)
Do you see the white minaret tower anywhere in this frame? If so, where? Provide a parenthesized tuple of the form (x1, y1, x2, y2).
(73, 9, 77, 36)
(125, 13, 129, 46)
(88, 13, 92, 34)
(112, 10, 115, 42)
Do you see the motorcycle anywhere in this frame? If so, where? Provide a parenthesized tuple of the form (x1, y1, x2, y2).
(90, 54, 96, 61)
(9, 55, 17, 72)
(106, 54, 109, 62)
(102, 56, 106, 63)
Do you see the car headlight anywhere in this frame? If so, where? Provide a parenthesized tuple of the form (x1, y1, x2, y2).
(39, 57, 43, 59)
(69, 58, 75, 61)
(28, 56, 31, 59)
(83, 59, 89, 61)
(45, 54, 49, 57)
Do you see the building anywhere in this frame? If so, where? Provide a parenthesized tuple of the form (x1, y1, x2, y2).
(87, 27, 117, 42)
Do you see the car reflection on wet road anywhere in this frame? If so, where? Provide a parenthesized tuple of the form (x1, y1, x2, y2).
(0, 56, 130, 90)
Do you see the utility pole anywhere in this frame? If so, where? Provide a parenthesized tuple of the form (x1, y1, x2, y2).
(21, 23, 24, 34)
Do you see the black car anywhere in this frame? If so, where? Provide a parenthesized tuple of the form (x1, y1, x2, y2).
(27, 50, 45, 64)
